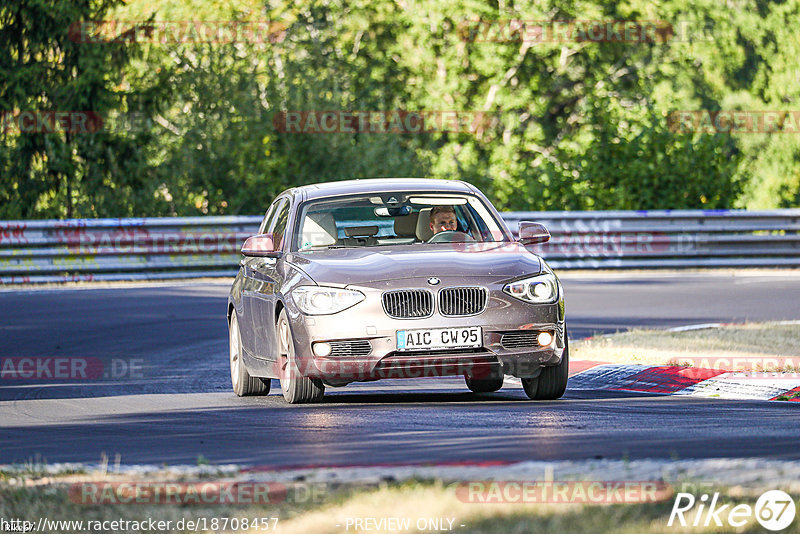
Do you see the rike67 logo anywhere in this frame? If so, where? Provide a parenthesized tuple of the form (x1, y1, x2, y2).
(669, 490, 796, 531)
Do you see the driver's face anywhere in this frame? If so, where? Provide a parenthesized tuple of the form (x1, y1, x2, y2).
(430, 212, 457, 234)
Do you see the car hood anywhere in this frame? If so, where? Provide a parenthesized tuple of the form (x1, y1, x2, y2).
(287, 242, 542, 286)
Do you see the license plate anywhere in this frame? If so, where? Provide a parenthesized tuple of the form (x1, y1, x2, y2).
(396, 327, 482, 351)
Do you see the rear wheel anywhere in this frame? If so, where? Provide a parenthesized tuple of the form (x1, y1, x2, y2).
(522, 335, 569, 400)
(229, 309, 270, 396)
(465, 370, 504, 393)
(277, 309, 325, 404)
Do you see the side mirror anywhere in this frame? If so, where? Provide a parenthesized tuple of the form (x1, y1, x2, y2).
(241, 234, 282, 257)
(518, 222, 550, 245)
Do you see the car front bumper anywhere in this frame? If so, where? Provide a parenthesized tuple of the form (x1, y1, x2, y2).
(283, 277, 566, 383)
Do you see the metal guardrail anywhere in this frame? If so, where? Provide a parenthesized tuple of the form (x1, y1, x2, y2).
(1, 210, 799, 283)
(0, 216, 258, 284)
(504, 209, 800, 269)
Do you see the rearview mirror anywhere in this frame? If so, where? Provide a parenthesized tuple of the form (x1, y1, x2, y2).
(518, 222, 550, 245)
(374, 205, 412, 217)
(241, 234, 282, 257)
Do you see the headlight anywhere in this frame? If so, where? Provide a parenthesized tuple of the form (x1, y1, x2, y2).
(503, 273, 558, 304)
(292, 286, 365, 315)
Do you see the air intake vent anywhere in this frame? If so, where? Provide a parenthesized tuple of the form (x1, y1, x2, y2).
(500, 331, 540, 349)
(329, 340, 372, 357)
(382, 289, 433, 319)
(439, 287, 487, 316)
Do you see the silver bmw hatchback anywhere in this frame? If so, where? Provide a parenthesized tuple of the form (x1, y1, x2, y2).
(227, 178, 567, 403)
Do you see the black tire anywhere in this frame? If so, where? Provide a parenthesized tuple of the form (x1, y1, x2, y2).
(277, 309, 325, 404)
(229, 309, 270, 396)
(465, 371, 504, 393)
(522, 335, 569, 400)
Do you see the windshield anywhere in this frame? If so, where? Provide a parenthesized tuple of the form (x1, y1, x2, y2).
(293, 193, 508, 251)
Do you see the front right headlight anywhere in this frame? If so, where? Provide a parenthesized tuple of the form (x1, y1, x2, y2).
(292, 286, 365, 315)
(503, 273, 558, 304)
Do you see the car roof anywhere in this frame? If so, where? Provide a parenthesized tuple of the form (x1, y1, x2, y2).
(289, 178, 475, 201)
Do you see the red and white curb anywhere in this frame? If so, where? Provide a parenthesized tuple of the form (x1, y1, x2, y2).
(565, 362, 800, 401)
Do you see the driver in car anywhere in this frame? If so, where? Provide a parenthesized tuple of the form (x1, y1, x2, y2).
(429, 205, 458, 234)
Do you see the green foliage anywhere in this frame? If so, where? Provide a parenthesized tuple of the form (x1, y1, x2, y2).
(1, 0, 798, 218)
(0, 0, 169, 218)
(149, 0, 427, 216)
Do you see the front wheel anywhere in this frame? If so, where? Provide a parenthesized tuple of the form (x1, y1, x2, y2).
(522, 335, 569, 400)
(229, 309, 270, 396)
(277, 309, 325, 404)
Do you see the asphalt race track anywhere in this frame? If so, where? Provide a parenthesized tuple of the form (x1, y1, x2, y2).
(1, 271, 799, 466)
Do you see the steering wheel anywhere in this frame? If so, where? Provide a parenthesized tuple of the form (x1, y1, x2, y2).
(426, 230, 477, 243)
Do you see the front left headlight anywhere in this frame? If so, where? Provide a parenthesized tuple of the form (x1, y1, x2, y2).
(292, 286, 365, 315)
(503, 272, 558, 304)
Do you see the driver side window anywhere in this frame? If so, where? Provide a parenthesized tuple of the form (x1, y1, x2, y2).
(269, 201, 290, 249)
(256, 198, 289, 249)
(257, 202, 279, 235)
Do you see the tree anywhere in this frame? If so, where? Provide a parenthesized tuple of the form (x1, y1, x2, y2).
(0, 0, 163, 218)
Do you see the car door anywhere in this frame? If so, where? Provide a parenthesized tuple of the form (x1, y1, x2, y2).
(239, 199, 281, 358)
(249, 197, 291, 362)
